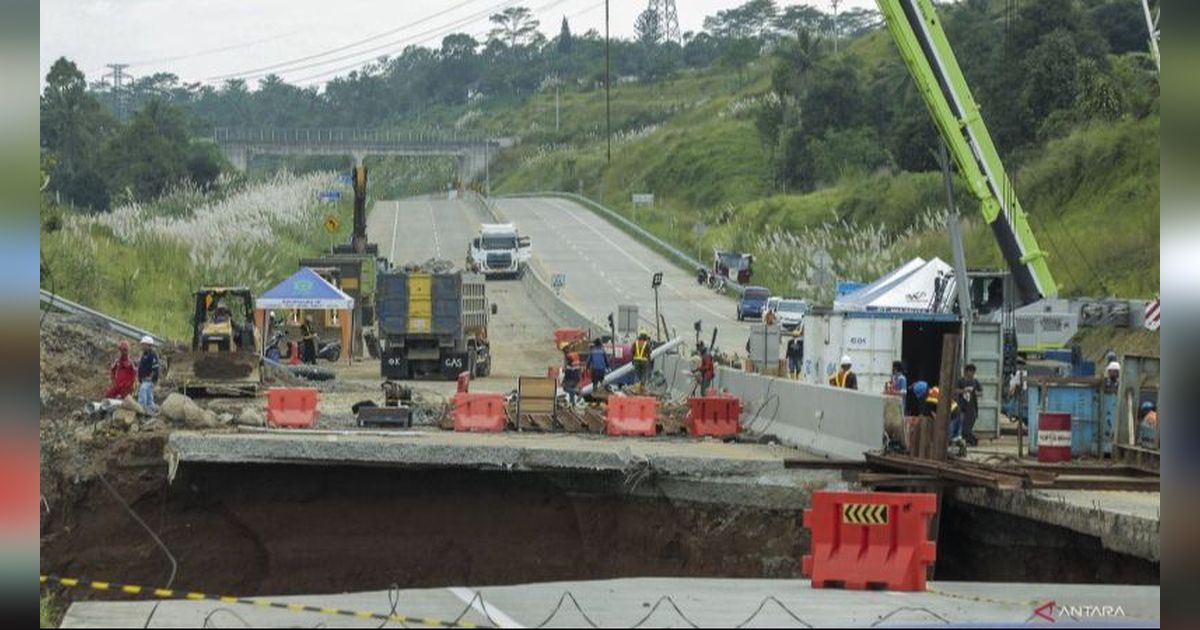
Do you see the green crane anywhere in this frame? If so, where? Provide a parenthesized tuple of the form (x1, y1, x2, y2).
(875, 0, 1058, 305)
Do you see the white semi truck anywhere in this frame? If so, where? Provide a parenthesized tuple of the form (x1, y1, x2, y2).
(467, 223, 531, 279)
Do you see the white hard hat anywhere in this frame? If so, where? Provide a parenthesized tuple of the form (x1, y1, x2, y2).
(840, 355, 852, 366)
(1106, 361, 1121, 372)
(140, 335, 155, 346)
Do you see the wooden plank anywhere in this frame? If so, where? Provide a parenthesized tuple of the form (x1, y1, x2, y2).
(1048, 476, 1159, 492)
(558, 409, 585, 433)
(865, 452, 1025, 490)
(932, 333, 960, 462)
(783, 459, 865, 470)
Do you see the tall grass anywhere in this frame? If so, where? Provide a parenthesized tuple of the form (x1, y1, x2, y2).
(41, 171, 355, 339)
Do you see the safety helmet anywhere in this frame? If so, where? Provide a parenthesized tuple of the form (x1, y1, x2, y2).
(140, 335, 155, 346)
(1140, 401, 1155, 413)
(1106, 361, 1121, 372)
(912, 381, 929, 399)
(840, 355, 852, 367)
(928, 386, 940, 399)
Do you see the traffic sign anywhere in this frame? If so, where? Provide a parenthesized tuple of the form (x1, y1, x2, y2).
(323, 215, 341, 234)
(318, 190, 342, 202)
(1144, 297, 1160, 331)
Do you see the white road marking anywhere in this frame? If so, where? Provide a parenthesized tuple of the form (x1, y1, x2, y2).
(543, 199, 733, 323)
(428, 201, 443, 257)
(389, 200, 401, 263)
(446, 587, 524, 628)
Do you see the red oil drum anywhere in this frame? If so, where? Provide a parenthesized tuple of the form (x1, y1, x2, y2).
(1037, 412, 1072, 463)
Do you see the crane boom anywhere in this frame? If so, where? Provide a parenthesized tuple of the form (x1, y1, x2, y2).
(876, 0, 1058, 304)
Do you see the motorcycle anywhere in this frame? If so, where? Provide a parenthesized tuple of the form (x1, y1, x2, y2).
(265, 329, 341, 363)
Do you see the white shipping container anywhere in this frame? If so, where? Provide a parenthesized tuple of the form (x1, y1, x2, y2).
(802, 312, 902, 395)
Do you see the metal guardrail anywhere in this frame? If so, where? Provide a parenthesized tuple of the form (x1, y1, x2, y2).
(40, 289, 169, 345)
(212, 128, 498, 147)
(500, 191, 746, 296)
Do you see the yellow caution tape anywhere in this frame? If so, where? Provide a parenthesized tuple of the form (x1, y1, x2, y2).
(40, 575, 483, 628)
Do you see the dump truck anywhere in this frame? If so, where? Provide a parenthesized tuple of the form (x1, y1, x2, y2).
(375, 267, 492, 379)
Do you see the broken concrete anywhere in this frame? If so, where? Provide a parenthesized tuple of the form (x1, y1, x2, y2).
(166, 429, 815, 479)
(954, 486, 1160, 562)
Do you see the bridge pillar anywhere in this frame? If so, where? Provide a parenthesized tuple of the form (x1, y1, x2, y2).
(224, 145, 249, 172)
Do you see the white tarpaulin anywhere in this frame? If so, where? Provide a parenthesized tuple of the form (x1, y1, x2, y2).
(834, 257, 956, 313)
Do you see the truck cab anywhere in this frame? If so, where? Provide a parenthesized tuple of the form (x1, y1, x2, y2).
(468, 223, 531, 279)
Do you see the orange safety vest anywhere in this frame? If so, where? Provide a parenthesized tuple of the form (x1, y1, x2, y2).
(633, 339, 650, 362)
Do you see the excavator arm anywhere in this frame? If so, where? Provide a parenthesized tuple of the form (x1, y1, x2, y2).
(876, 0, 1058, 304)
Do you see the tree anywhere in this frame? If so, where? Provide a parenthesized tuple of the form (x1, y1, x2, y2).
(635, 8, 663, 47)
(1088, 0, 1149, 55)
(1021, 29, 1082, 128)
(488, 6, 540, 50)
(774, 4, 829, 38)
(41, 58, 113, 209)
(101, 99, 194, 201)
(557, 16, 574, 54)
(704, 0, 777, 40)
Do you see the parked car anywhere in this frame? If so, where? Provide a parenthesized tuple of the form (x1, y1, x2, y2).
(737, 286, 771, 321)
(775, 298, 809, 331)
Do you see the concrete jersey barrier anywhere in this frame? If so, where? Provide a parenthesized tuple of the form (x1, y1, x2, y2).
(660, 352, 893, 461)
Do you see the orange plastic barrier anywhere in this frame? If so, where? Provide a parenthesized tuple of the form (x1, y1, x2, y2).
(554, 328, 587, 349)
(452, 392, 507, 432)
(802, 491, 937, 591)
(605, 396, 658, 436)
(265, 387, 319, 428)
(686, 395, 742, 436)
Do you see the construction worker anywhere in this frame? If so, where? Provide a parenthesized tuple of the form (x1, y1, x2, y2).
(633, 332, 653, 387)
(105, 340, 137, 399)
(764, 308, 778, 326)
(955, 363, 983, 447)
(924, 386, 964, 447)
(695, 342, 715, 395)
(561, 352, 583, 406)
(785, 335, 804, 379)
(1103, 361, 1121, 393)
(301, 315, 318, 365)
(885, 360, 907, 396)
(829, 355, 857, 390)
(586, 339, 610, 391)
(136, 335, 160, 415)
(1138, 401, 1158, 449)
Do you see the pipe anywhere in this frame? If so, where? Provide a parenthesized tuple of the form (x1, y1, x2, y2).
(580, 336, 685, 396)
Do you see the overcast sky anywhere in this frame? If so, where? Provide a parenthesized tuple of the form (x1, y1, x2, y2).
(40, 0, 876, 89)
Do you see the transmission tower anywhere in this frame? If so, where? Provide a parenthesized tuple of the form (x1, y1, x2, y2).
(103, 63, 130, 120)
(648, 0, 681, 44)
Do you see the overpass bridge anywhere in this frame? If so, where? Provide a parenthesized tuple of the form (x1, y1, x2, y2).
(210, 128, 507, 183)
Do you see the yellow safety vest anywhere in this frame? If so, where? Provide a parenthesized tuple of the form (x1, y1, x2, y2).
(633, 340, 650, 361)
(830, 370, 850, 388)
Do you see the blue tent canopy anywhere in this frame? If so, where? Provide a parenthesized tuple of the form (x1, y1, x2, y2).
(256, 267, 354, 310)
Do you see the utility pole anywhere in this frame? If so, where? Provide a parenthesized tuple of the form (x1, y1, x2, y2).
(830, 0, 841, 54)
(104, 63, 130, 120)
(1140, 0, 1160, 74)
(605, 0, 611, 164)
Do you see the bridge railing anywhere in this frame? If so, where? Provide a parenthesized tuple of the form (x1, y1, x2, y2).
(211, 127, 496, 147)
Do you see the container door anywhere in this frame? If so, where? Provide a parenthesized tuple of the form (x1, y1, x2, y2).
(843, 317, 900, 394)
(966, 319, 1003, 434)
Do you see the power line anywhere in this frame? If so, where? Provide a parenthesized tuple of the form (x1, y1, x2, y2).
(242, 0, 528, 85)
(289, 0, 582, 86)
(126, 31, 301, 68)
(207, 0, 489, 82)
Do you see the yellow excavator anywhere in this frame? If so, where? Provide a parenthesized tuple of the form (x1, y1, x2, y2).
(167, 287, 261, 395)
